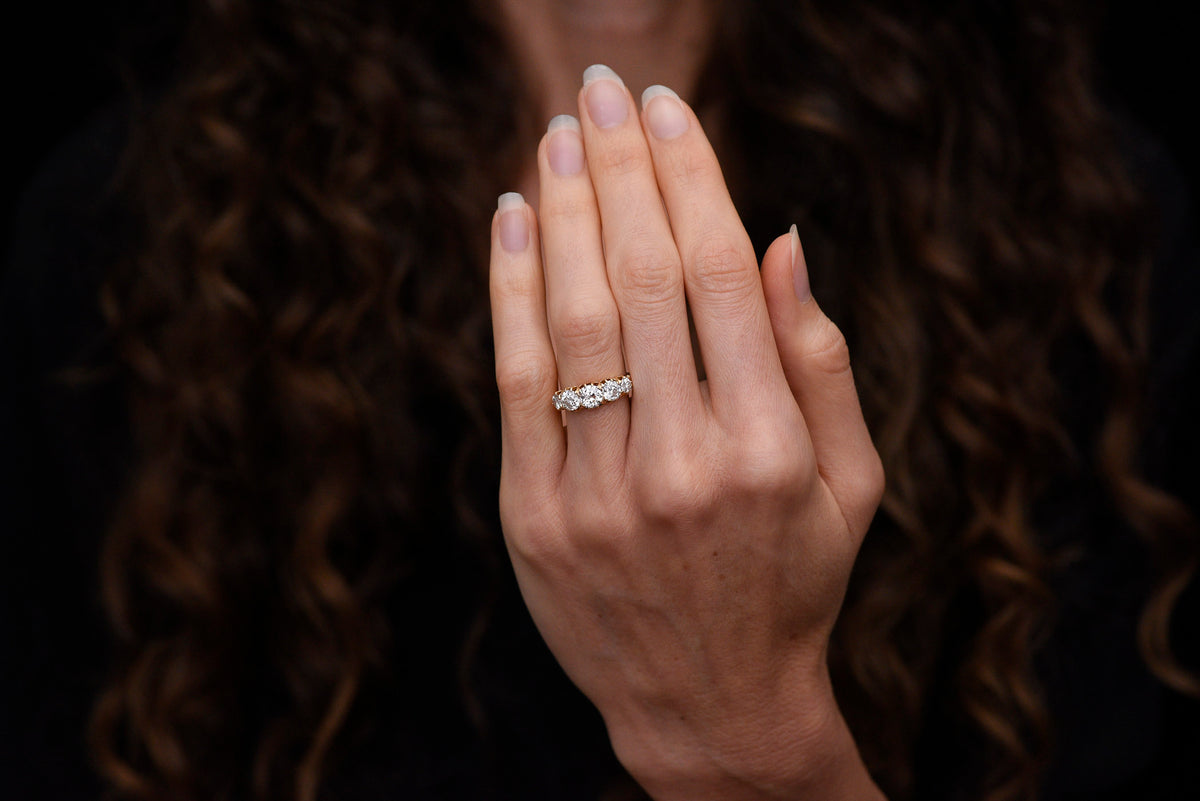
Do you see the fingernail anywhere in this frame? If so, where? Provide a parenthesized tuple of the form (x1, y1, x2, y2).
(583, 64, 625, 87)
(547, 115, 584, 175)
(791, 224, 812, 303)
(583, 64, 628, 129)
(641, 85, 688, 140)
(498, 192, 528, 253)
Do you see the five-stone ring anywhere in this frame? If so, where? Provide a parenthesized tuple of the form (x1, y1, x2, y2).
(553, 373, 633, 412)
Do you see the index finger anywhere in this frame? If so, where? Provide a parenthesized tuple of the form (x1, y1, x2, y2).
(577, 66, 703, 435)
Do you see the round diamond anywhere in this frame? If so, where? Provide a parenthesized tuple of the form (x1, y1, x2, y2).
(618, 375, 632, 394)
(579, 384, 603, 408)
(558, 389, 581, 411)
(601, 379, 621, 402)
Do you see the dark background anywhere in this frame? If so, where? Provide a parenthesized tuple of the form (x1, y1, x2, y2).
(3, 1, 1198, 249)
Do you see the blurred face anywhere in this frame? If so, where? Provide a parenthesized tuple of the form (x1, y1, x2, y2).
(494, 0, 713, 35)
(492, 0, 719, 132)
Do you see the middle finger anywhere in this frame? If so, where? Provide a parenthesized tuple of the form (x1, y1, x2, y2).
(578, 65, 702, 438)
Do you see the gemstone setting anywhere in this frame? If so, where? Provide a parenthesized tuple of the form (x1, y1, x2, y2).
(552, 373, 632, 412)
(555, 389, 581, 411)
(579, 384, 603, 408)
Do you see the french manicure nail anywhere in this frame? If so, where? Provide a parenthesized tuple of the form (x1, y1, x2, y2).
(583, 64, 625, 87)
(583, 64, 628, 129)
(791, 224, 812, 303)
(642, 85, 688, 140)
(498, 192, 528, 253)
(547, 115, 584, 175)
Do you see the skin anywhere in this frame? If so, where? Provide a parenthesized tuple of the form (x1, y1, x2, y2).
(492, 0, 716, 206)
(489, 4, 888, 799)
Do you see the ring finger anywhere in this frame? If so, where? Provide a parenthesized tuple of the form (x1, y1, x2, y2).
(539, 114, 630, 474)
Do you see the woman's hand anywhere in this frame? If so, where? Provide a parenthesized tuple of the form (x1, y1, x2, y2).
(488, 65, 886, 801)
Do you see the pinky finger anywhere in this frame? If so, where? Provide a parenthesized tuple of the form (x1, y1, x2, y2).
(490, 192, 565, 490)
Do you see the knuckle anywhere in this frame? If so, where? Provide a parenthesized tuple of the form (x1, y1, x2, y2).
(831, 447, 886, 541)
(495, 351, 556, 408)
(540, 195, 595, 227)
(615, 242, 684, 306)
(597, 141, 649, 176)
(803, 316, 853, 378)
(732, 430, 810, 497)
(552, 300, 621, 359)
(493, 258, 540, 300)
(637, 462, 716, 524)
(687, 235, 756, 297)
(855, 448, 887, 515)
(508, 523, 563, 568)
(672, 145, 721, 187)
(499, 490, 564, 565)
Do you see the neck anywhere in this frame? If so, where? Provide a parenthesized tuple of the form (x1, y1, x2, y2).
(494, 0, 718, 128)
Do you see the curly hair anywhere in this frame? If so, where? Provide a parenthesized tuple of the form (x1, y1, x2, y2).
(90, 1, 1197, 800)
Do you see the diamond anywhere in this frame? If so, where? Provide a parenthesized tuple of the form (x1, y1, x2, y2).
(579, 384, 603, 408)
(617, 375, 632, 394)
(558, 389, 581, 411)
(601, 379, 621, 402)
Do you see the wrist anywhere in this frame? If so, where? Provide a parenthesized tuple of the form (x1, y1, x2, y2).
(611, 667, 886, 801)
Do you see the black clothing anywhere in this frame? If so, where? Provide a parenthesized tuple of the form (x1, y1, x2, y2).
(2, 107, 1198, 800)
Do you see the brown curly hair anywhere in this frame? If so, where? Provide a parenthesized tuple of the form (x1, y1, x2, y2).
(90, 1, 1197, 800)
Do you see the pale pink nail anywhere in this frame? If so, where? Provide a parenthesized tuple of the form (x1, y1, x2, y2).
(642, 85, 688, 140)
(791, 224, 812, 303)
(583, 64, 628, 129)
(547, 115, 584, 175)
(498, 193, 528, 253)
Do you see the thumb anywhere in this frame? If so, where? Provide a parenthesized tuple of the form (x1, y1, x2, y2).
(761, 226, 884, 538)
